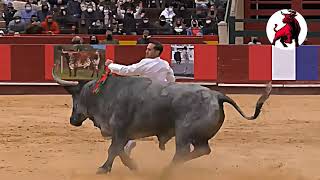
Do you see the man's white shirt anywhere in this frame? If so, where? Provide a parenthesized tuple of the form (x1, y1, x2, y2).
(107, 57, 176, 84)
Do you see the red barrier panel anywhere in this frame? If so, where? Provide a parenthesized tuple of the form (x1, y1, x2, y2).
(218, 45, 249, 83)
(194, 45, 217, 80)
(160, 44, 172, 64)
(44, 45, 54, 80)
(106, 45, 115, 61)
(11, 45, 45, 81)
(114, 45, 146, 65)
(249, 45, 272, 81)
(0, 45, 11, 81)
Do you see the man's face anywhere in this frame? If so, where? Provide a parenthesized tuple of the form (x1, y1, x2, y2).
(145, 43, 159, 58)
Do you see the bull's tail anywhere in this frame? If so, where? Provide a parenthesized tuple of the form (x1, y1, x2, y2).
(218, 82, 272, 120)
(274, 24, 278, 32)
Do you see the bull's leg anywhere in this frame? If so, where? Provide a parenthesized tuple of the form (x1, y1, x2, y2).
(189, 140, 211, 159)
(74, 68, 77, 77)
(157, 134, 173, 151)
(97, 133, 128, 174)
(280, 37, 288, 47)
(119, 151, 138, 171)
(69, 68, 72, 77)
(91, 70, 94, 77)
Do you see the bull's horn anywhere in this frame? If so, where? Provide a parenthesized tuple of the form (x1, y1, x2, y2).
(52, 65, 79, 86)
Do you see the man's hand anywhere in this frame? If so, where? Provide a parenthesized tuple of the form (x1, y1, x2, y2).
(105, 59, 114, 67)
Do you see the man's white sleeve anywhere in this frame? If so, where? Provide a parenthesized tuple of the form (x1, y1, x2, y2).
(166, 68, 176, 83)
(108, 61, 146, 76)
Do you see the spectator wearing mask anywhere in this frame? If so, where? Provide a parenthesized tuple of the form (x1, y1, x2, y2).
(25, 15, 44, 34)
(89, 19, 106, 34)
(40, 15, 60, 34)
(67, 0, 82, 20)
(192, 6, 207, 26)
(81, 0, 96, 12)
(175, 4, 191, 27)
(100, 30, 120, 44)
(201, 16, 217, 35)
(159, 4, 176, 25)
(122, 7, 137, 35)
(207, 4, 217, 20)
(95, 4, 105, 23)
(81, 4, 97, 32)
(37, 3, 52, 22)
(8, 13, 27, 34)
(216, 5, 225, 22)
(137, 17, 154, 35)
(54, 6, 69, 28)
(137, 30, 151, 44)
(2, 2, 17, 28)
(173, 17, 187, 35)
(18, 3, 37, 24)
(90, 35, 99, 44)
(187, 19, 202, 36)
(154, 15, 173, 35)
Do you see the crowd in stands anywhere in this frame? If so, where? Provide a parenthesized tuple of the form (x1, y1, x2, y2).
(1, 0, 226, 36)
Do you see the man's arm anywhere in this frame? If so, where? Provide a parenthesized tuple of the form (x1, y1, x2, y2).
(106, 59, 146, 76)
(166, 67, 175, 83)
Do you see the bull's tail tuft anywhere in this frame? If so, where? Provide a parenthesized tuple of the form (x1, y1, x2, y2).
(274, 24, 278, 32)
(218, 82, 272, 120)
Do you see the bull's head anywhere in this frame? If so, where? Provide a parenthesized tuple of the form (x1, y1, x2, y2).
(281, 10, 296, 23)
(52, 66, 88, 127)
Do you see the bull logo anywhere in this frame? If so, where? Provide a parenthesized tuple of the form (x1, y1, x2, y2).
(266, 9, 308, 50)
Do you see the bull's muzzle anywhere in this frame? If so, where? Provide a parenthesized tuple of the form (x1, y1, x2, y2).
(70, 114, 86, 127)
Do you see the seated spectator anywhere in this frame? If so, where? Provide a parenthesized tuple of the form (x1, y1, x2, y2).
(201, 16, 217, 35)
(40, 15, 60, 34)
(160, 4, 175, 25)
(67, 0, 82, 24)
(122, 7, 137, 35)
(72, 35, 83, 44)
(89, 35, 99, 44)
(175, 4, 191, 27)
(137, 17, 154, 35)
(18, 3, 37, 24)
(8, 13, 26, 34)
(136, 30, 151, 44)
(100, 30, 119, 44)
(207, 3, 217, 20)
(216, 4, 225, 22)
(37, 3, 52, 22)
(81, 0, 96, 12)
(2, 2, 17, 28)
(173, 17, 187, 35)
(81, 4, 97, 33)
(187, 19, 202, 36)
(25, 15, 44, 34)
(88, 19, 106, 34)
(54, 6, 69, 28)
(154, 15, 173, 35)
(192, 6, 208, 26)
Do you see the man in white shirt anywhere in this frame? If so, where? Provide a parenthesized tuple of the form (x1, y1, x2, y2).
(104, 41, 176, 157)
(105, 41, 175, 85)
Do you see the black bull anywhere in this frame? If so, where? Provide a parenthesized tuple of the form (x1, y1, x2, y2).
(52, 68, 272, 174)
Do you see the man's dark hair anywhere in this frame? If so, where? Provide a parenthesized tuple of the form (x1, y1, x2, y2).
(150, 41, 163, 56)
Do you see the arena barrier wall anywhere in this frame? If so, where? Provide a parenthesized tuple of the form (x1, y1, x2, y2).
(1, 44, 320, 88)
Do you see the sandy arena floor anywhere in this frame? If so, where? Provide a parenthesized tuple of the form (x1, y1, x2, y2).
(0, 94, 319, 180)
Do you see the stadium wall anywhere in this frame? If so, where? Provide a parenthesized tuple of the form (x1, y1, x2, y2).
(1, 44, 320, 95)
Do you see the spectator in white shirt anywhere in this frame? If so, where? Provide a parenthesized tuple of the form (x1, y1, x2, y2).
(159, 4, 176, 25)
(104, 41, 176, 157)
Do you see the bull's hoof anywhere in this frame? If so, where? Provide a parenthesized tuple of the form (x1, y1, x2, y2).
(159, 143, 166, 151)
(96, 167, 111, 174)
